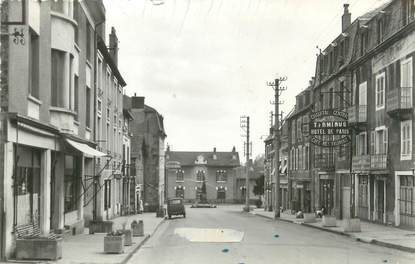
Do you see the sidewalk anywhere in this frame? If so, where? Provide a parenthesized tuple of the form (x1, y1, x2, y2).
(3, 213, 165, 264)
(250, 208, 415, 253)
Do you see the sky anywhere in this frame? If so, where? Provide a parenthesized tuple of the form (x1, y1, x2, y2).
(103, 0, 389, 161)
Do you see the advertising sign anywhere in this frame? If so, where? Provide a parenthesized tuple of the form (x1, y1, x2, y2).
(309, 109, 350, 147)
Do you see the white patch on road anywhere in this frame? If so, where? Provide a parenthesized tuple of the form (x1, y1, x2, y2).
(174, 228, 244, 243)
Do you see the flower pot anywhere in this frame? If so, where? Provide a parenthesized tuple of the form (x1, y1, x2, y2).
(322, 215, 337, 227)
(131, 220, 144, 237)
(104, 234, 125, 254)
(16, 237, 63, 260)
(303, 213, 316, 223)
(343, 218, 361, 232)
(117, 229, 132, 246)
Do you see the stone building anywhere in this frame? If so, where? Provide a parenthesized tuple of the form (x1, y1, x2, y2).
(124, 95, 166, 212)
(0, 0, 115, 259)
(166, 147, 240, 203)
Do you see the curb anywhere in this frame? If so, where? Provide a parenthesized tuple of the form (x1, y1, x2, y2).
(119, 218, 166, 264)
(249, 212, 415, 254)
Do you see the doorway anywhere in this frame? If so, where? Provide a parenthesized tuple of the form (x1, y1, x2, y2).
(376, 180, 385, 223)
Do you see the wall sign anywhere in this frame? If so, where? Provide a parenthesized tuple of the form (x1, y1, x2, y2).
(309, 109, 350, 147)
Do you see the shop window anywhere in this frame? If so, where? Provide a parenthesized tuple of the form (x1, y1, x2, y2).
(217, 188, 226, 200)
(64, 155, 80, 213)
(358, 176, 368, 208)
(14, 147, 41, 226)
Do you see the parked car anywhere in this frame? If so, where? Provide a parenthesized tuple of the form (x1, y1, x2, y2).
(167, 198, 186, 219)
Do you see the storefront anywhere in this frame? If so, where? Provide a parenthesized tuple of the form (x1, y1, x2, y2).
(395, 171, 415, 228)
(318, 174, 334, 215)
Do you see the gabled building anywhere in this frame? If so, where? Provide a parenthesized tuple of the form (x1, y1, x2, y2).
(166, 147, 240, 203)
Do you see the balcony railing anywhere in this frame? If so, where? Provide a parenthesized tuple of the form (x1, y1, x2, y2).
(348, 105, 367, 124)
(352, 155, 370, 171)
(314, 153, 335, 171)
(370, 154, 387, 170)
(386, 87, 412, 115)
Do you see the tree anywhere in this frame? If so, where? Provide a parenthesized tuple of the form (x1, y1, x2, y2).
(253, 174, 264, 196)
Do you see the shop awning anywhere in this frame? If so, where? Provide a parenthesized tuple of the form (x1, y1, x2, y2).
(65, 138, 108, 157)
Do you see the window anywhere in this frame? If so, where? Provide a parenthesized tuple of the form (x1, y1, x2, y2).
(401, 120, 412, 160)
(74, 75, 79, 120)
(360, 31, 368, 56)
(375, 72, 385, 110)
(86, 21, 93, 62)
(400, 175, 414, 215)
(51, 49, 66, 107)
(401, 57, 413, 108)
(176, 169, 184, 182)
(97, 116, 102, 147)
(104, 180, 111, 210)
(375, 128, 388, 155)
(216, 170, 227, 182)
(196, 170, 205, 182)
(304, 145, 309, 170)
(298, 145, 303, 170)
(356, 132, 367, 156)
(29, 30, 39, 98)
(377, 19, 384, 44)
(14, 147, 40, 226)
(106, 123, 110, 151)
(86, 86, 91, 128)
(73, 0, 80, 44)
(64, 155, 79, 213)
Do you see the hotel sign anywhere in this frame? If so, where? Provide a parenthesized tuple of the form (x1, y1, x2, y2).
(309, 109, 350, 147)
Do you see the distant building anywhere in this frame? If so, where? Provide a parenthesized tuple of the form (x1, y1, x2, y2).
(166, 147, 240, 203)
(124, 95, 166, 212)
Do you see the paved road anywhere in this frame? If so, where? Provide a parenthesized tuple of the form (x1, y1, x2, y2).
(128, 205, 415, 264)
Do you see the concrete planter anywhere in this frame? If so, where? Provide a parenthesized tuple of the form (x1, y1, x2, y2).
(16, 237, 63, 260)
(117, 229, 132, 246)
(343, 218, 361, 232)
(303, 213, 316, 223)
(89, 220, 113, 234)
(104, 234, 125, 254)
(322, 215, 337, 227)
(131, 220, 144, 237)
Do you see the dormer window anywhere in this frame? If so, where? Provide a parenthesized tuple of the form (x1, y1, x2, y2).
(377, 18, 384, 44)
(176, 169, 184, 182)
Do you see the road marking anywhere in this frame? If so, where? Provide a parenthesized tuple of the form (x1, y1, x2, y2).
(174, 228, 244, 242)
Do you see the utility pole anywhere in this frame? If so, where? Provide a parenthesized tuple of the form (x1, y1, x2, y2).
(240, 116, 251, 211)
(267, 77, 287, 218)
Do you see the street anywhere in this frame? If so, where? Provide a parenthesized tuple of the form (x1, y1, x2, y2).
(128, 206, 415, 264)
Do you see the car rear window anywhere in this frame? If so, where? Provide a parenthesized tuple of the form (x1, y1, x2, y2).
(170, 199, 182, 205)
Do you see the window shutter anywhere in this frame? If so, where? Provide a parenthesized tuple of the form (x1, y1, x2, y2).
(401, 123, 406, 155)
(356, 135, 360, 155)
(370, 131, 375, 155)
(383, 128, 388, 154)
(396, 60, 401, 89)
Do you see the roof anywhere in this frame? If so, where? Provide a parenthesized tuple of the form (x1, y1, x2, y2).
(167, 151, 240, 167)
(358, 1, 392, 22)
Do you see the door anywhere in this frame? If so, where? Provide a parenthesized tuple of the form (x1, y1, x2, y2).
(377, 180, 385, 223)
(342, 187, 351, 219)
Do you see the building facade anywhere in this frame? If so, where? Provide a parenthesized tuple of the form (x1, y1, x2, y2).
(0, 0, 113, 259)
(166, 147, 240, 203)
(124, 95, 166, 212)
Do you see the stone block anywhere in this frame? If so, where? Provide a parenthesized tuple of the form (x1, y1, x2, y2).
(322, 215, 337, 227)
(104, 234, 125, 254)
(303, 213, 316, 223)
(343, 218, 361, 232)
(16, 238, 63, 260)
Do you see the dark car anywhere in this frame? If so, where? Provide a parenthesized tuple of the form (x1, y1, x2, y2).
(167, 198, 186, 219)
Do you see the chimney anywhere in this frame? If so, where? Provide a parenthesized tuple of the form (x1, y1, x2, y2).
(131, 95, 145, 109)
(232, 146, 236, 153)
(166, 144, 170, 152)
(213, 147, 217, 160)
(109, 27, 119, 66)
(342, 4, 351, 32)
(213, 147, 216, 153)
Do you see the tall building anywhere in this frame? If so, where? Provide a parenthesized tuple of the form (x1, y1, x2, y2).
(166, 147, 240, 203)
(124, 95, 166, 212)
(0, 0, 111, 259)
